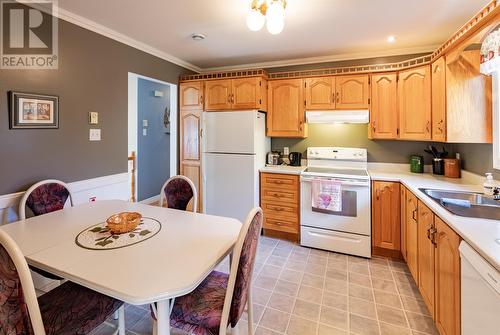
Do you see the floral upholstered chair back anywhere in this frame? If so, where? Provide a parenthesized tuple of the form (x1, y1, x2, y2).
(160, 176, 197, 213)
(0, 231, 44, 335)
(227, 208, 263, 328)
(18, 180, 74, 220)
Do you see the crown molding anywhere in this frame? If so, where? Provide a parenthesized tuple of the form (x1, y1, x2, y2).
(199, 45, 440, 73)
(52, 6, 202, 73)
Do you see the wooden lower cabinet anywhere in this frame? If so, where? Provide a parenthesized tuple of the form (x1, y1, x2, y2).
(260, 172, 300, 242)
(400, 185, 407, 261)
(405, 191, 419, 282)
(417, 201, 435, 317)
(434, 216, 461, 335)
(371, 181, 401, 258)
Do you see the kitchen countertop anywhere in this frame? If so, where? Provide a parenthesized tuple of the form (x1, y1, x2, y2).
(260, 165, 307, 175)
(369, 168, 500, 272)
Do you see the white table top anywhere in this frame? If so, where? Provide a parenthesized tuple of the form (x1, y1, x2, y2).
(0, 200, 241, 305)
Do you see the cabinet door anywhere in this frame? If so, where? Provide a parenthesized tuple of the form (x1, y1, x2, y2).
(400, 185, 407, 261)
(432, 57, 447, 142)
(180, 110, 202, 211)
(335, 75, 370, 109)
(370, 73, 398, 139)
(205, 79, 232, 110)
(305, 77, 335, 110)
(267, 79, 306, 137)
(232, 78, 260, 110)
(417, 201, 435, 317)
(372, 181, 401, 251)
(180, 81, 204, 110)
(398, 66, 432, 140)
(406, 191, 419, 282)
(435, 216, 461, 335)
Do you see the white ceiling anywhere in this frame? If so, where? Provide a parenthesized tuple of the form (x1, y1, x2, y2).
(57, 0, 491, 72)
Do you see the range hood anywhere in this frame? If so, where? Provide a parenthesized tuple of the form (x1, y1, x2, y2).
(306, 110, 369, 124)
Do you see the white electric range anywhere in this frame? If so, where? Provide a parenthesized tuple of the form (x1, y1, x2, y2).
(300, 147, 371, 258)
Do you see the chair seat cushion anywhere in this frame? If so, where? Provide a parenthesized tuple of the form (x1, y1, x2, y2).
(38, 281, 122, 335)
(170, 271, 229, 335)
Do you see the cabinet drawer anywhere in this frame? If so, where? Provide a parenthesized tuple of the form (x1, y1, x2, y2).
(261, 173, 299, 190)
(262, 202, 298, 220)
(261, 188, 299, 204)
(264, 217, 298, 234)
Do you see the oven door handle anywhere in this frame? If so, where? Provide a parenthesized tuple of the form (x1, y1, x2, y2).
(300, 176, 370, 187)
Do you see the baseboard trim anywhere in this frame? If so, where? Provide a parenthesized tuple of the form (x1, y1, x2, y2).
(372, 246, 403, 260)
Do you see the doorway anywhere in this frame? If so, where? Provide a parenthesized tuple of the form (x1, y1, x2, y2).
(128, 73, 177, 203)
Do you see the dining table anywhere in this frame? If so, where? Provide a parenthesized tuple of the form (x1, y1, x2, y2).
(0, 200, 242, 335)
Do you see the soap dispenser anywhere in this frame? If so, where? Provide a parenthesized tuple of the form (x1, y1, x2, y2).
(484, 173, 495, 196)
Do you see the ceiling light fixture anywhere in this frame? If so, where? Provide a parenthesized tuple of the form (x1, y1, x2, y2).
(191, 33, 206, 41)
(246, 0, 287, 35)
(387, 35, 397, 43)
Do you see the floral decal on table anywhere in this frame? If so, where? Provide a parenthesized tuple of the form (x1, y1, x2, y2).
(75, 217, 161, 250)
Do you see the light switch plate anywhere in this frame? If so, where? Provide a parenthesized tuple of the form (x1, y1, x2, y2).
(143, 119, 148, 127)
(89, 112, 99, 124)
(143, 128, 147, 136)
(89, 129, 101, 141)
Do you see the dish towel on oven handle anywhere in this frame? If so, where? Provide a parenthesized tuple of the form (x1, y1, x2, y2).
(311, 178, 342, 212)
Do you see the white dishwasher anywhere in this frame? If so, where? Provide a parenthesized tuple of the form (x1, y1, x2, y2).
(459, 241, 500, 335)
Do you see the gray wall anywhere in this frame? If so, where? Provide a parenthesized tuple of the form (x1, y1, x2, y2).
(272, 124, 443, 164)
(0, 18, 192, 195)
(451, 143, 499, 180)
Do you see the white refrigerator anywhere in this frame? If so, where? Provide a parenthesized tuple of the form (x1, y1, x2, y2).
(203, 110, 270, 222)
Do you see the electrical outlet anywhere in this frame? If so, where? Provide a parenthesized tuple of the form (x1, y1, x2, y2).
(89, 129, 101, 141)
(89, 197, 96, 202)
(283, 147, 290, 155)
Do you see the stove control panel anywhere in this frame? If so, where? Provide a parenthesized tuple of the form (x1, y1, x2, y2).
(307, 147, 367, 161)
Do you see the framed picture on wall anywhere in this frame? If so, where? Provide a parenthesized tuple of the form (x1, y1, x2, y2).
(8, 91, 59, 129)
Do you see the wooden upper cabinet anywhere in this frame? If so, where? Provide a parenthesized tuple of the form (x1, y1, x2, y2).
(417, 201, 435, 318)
(335, 75, 370, 109)
(205, 79, 232, 110)
(232, 77, 266, 110)
(398, 66, 432, 140)
(432, 57, 447, 142)
(405, 191, 419, 282)
(180, 81, 204, 110)
(445, 49, 492, 143)
(370, 73, 398, 139)
(204, 77, 267, 111)
(267, 79, 306, 138)
(372, 181, 401, 253)
(305, 77, 335, 110)
(434, 216, 461, 335)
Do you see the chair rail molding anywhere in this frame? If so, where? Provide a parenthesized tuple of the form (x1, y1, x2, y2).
(0, 172, 130, 225)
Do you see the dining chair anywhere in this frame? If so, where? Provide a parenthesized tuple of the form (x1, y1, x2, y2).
(151, 207, 263, 335)
(18, 179, 74, 220)
(0, 229, 126, 335)
(159, 175, 197, 212)
(18, 179, 75, 282)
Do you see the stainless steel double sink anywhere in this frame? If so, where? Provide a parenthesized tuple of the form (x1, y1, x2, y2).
(419, 188, 500, 220)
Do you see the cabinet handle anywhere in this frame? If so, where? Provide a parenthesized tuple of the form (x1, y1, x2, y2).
(426, 121, 431, 133)
(376, 189, 380, 200)
(231, 94, 235, 103)
(299, 121, 303, 131)
(372, 121, 376, 132)
(412, 208, 418, 222)
(427, 226, 431, 240)
(430, 227, 438, 246)
(200, 95, 203, 105)
(336, 91, 339, 103)
(228, 94, 231, 103)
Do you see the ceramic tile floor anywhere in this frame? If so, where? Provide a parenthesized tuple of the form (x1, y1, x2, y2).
(90, 236, 438, 335)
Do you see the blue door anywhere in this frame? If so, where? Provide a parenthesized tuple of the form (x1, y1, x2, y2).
(137, 78, 170, 202)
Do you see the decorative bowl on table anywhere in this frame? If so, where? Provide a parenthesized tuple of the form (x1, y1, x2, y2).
(106, 212, 142, 234)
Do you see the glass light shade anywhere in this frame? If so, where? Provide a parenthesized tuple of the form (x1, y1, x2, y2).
(246, 9, 265, 31)
(266, 1, 285, 35)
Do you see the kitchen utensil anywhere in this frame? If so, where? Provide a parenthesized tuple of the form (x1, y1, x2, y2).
(267, 151, 282, 165)
(410, 155, 424, 173)
(289, 152, 302, 166)
(432, 158, 445, 175)
(444, 158, 461, 178)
